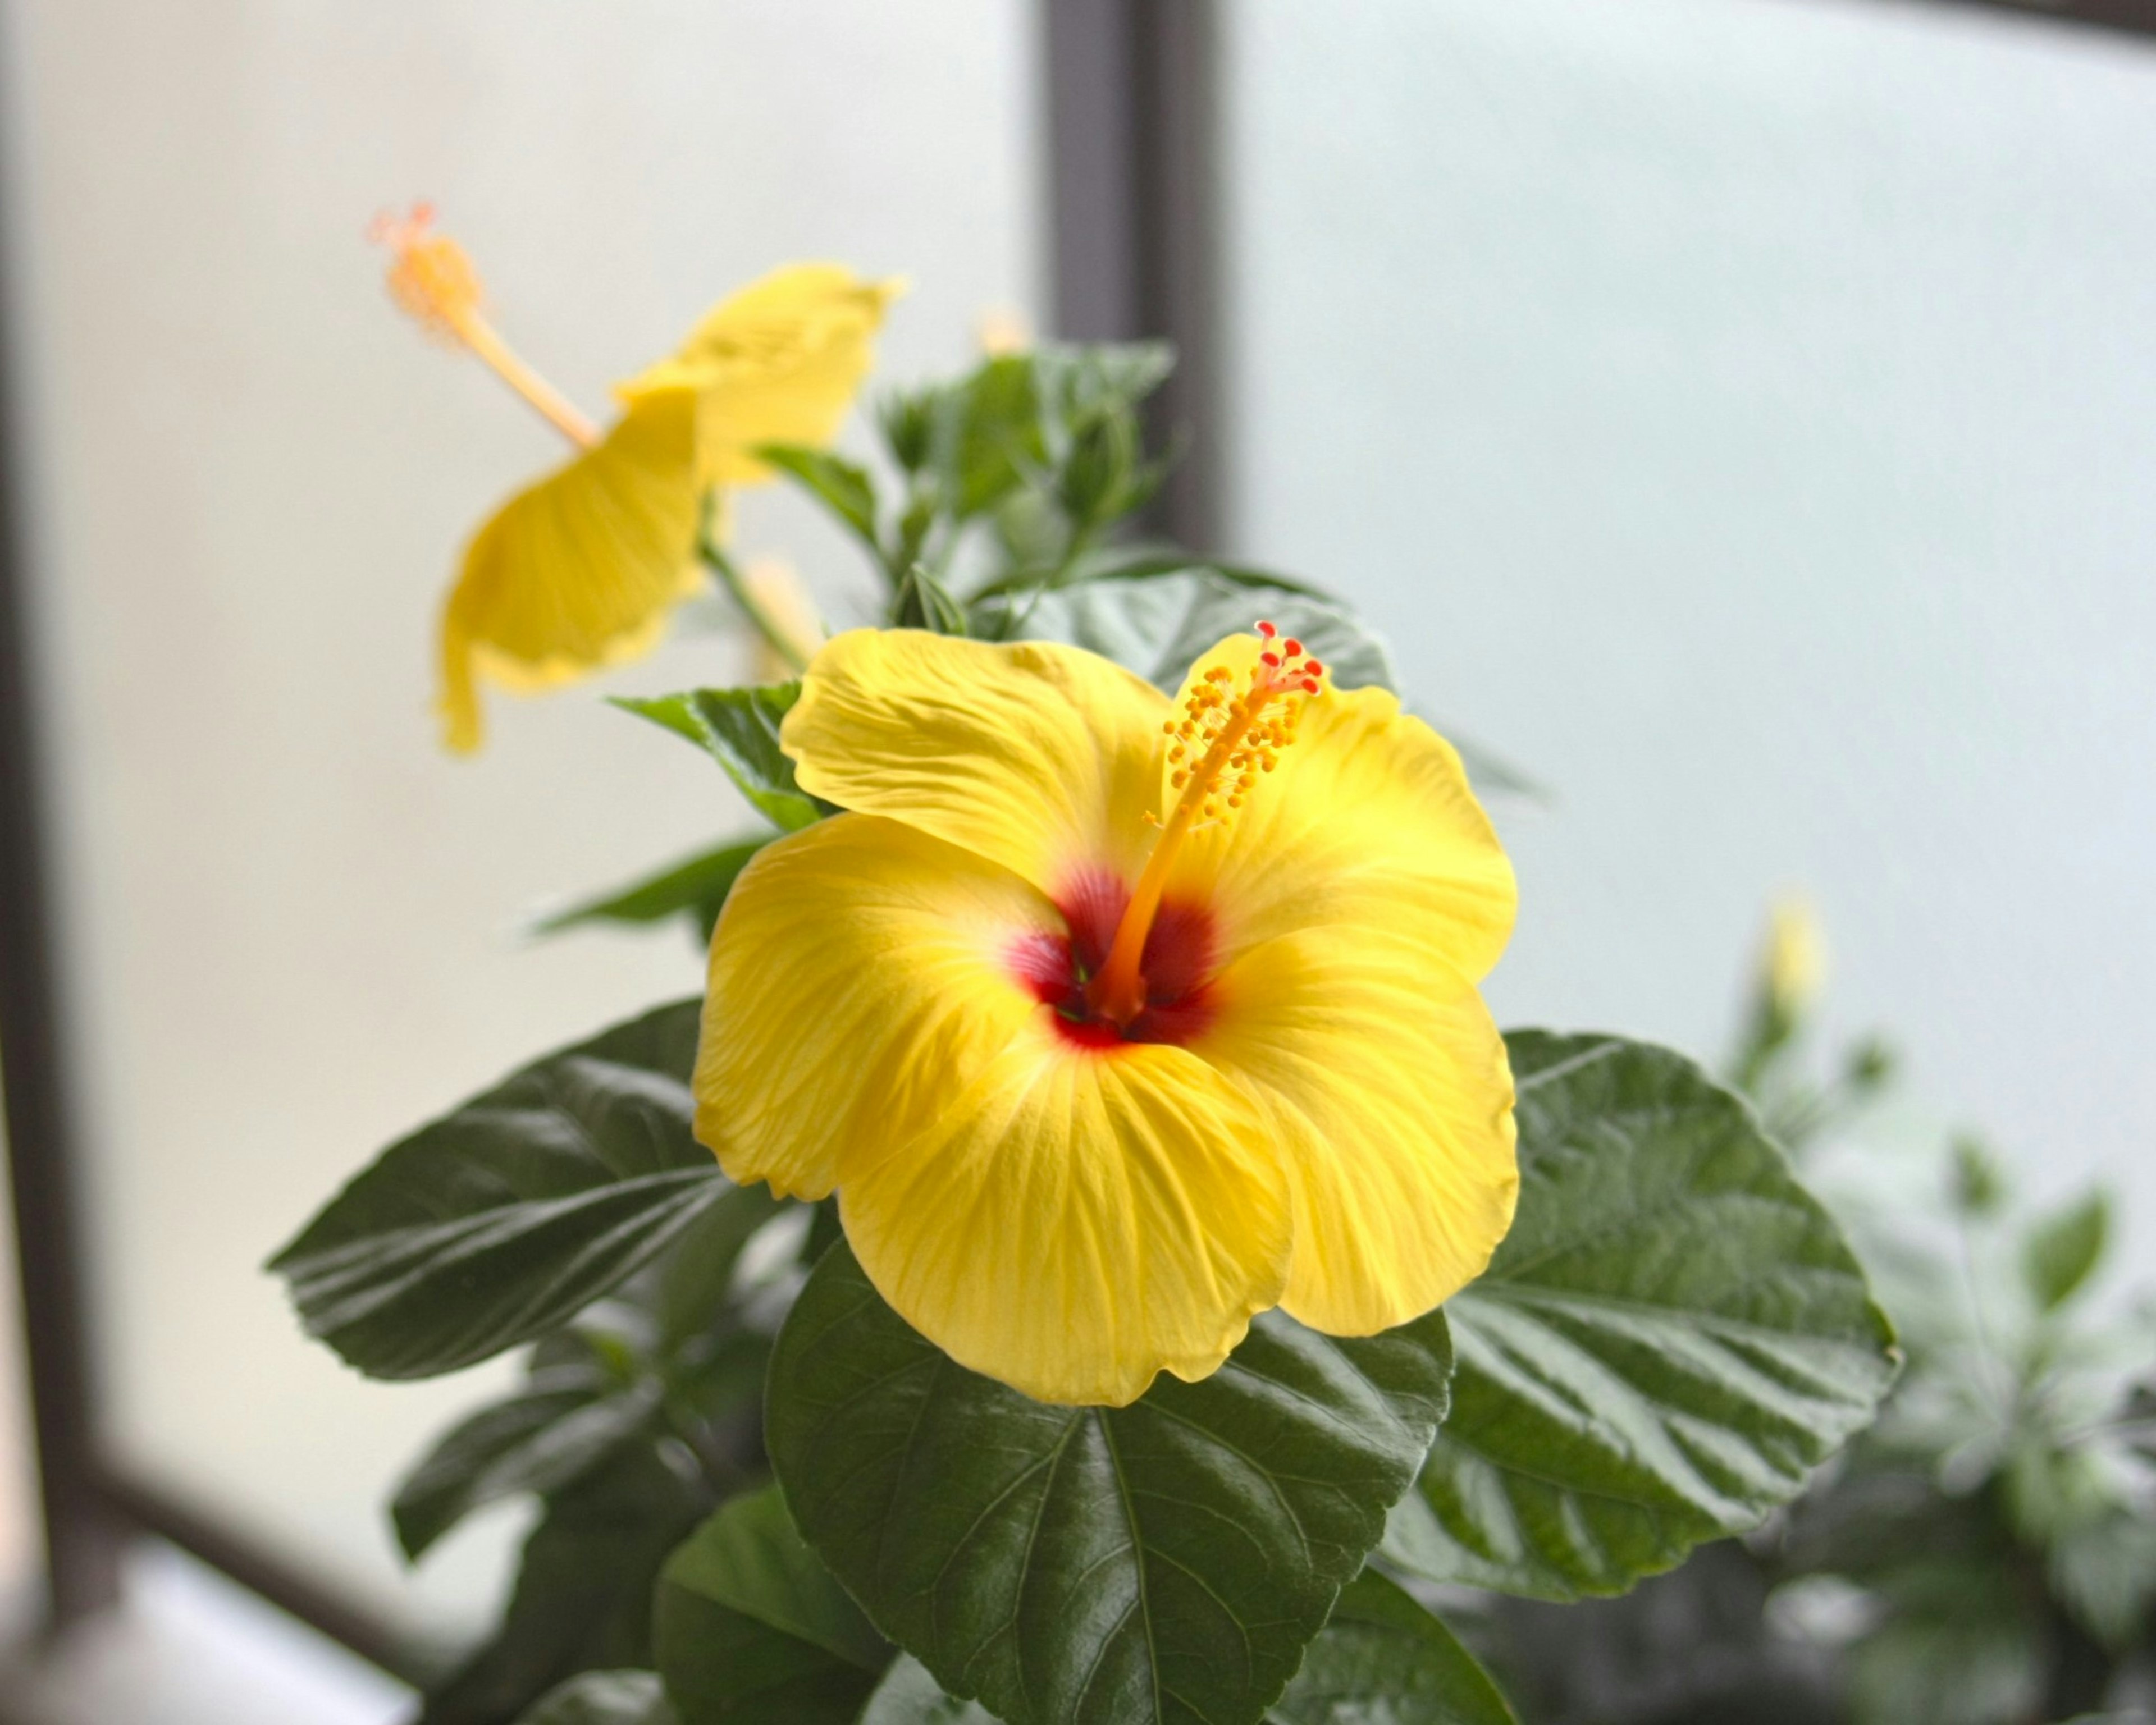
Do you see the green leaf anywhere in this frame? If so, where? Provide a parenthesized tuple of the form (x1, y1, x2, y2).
(2021, 1188, 2111, 1313)
(534, 838, 770, 943)
(860, 1622, 1507, 1725)
(423, 1447, 710, 1725)
(1267, 1572, 1515, 1725)
(651, 1182, 793, 1355)
(878, 390, 937, 474)
(858, 1657, 999, 1725)
(1948, 1133, 2009, 1218)
(515, 1671, 678, 1725)
(974, 568, 1396, 696)
(755, 445, 881, 552)
(392, 1378, 660, 1561)
(1386, 1032, 1898, 1603)
(1056, 410, 1143, 529)
(1846, 1561, 2043, 1725)
(270, 1000, 737, 1379)
(766, 1243, 1454, 1725)
(614, 692, 709, 748)
(655, 1486, 890, 1725)
(891, 565, 970, 636)
(931, 344, 1172, 521)
(1031, 342, 1175, 443)
(615, 685, 829, 832)
(2048, 1509, 2156, 1649)
(936, 355, 1044, 517)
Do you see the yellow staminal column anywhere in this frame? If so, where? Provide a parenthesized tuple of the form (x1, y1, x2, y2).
(370, 203, 601, 449)
(1086, 626, 1326, 1029)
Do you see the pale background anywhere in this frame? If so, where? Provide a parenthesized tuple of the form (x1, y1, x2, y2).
(1220, 0, 2156, 1238)
(0, 0, 1043, 1654)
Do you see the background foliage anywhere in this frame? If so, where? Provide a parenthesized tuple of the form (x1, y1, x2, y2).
(1461, 922, 2156, 1725)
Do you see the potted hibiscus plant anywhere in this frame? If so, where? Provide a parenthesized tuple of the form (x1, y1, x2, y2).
(271, 213, 1903, 1725)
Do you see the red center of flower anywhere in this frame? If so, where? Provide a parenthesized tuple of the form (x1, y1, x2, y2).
(1007, 866, 1218, 1049)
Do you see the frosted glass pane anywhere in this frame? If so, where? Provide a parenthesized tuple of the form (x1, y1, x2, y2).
(4, 0, 1039, 1643)
(1222, 2, 2156, 1227)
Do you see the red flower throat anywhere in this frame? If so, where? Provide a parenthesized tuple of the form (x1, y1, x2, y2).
(1007, 866, 1218, 1050)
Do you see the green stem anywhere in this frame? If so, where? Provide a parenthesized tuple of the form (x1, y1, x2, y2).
(699, 532, 809, 675)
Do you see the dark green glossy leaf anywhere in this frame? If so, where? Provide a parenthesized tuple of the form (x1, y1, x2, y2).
(423, 1447, 709, 1725)
(974, 568, 1395, 696)
(515, 1671, 678, 1725)
(1386, 1033, 1898, 1603)
(651, 1182, 792, 1355)
(655, 1486, 890, 1725)
(858, 1657, 999, 1724)
(271, 1000, 735, 1379)
(1267, 1572, 1515, 1725)
(615, 685, 829, 832)
(766, 1244, 1453, 1725)
(755, 445, 881, 552)
(857, 1619, 1505, 1725)
(2021, 1188, 2111, 1314)
(534, 839, 769, 942)
(394, 1375, 658, 1560)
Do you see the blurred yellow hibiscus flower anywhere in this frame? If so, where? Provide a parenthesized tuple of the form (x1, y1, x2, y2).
(371, 204, 898, 752)
(693, 625, 1520, 1406)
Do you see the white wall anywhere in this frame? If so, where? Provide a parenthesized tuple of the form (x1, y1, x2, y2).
(1222, 1, 2156, 1227)
(1, 0, 1040, 1643)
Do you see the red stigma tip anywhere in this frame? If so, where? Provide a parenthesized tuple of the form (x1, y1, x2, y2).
(1282, 638, 1302, 657)
(1304, 658, 1323, 675)
(1260, 651, 1281, 667)
(1257, 620, 1277, 638)
(1301, 676, 1320, 693)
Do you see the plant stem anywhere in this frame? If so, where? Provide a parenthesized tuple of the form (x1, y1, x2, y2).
(699, 532, 809, 675)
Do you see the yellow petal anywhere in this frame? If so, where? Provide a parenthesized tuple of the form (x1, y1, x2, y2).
(620, 263, 901, 487)
(1194, 929, 1518, 1334)
(841, 1016, 1291, 1406)
(782, 630, 1171, 901)
(437, 386, 702, 753)
(1166, 633, 1516, 985)
(694, 812, 1049, 1202)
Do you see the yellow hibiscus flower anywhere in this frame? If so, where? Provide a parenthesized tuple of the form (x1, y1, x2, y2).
(371, 204, 898, 752)
(693, 624, 1520, 1406)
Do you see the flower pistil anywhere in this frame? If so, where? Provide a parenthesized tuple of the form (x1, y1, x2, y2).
(371, 203, 601, 449)
(1086, 623, 1324, 1028)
